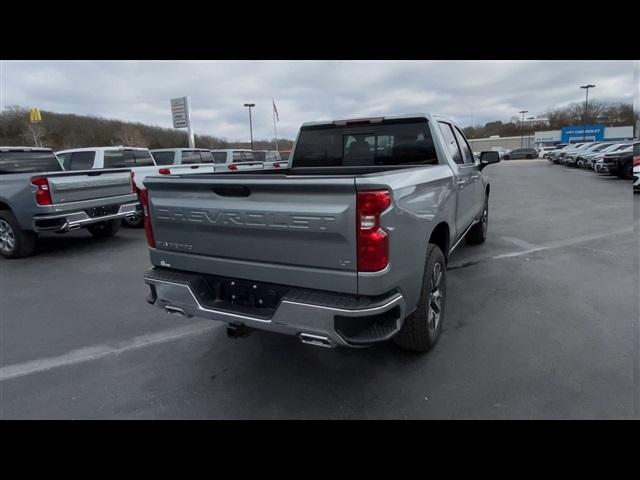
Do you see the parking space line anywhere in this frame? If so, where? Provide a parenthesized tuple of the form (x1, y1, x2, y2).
(449, 226, 635, 270)
(491, 227, 634, 260)
(0, 321, 219, 382)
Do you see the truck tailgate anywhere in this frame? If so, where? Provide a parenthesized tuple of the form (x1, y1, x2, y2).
(145, 175, 358, 291)
(48, 170, 133, 204)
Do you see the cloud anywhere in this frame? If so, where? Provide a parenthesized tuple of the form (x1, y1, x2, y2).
(1, 60, 635, 141)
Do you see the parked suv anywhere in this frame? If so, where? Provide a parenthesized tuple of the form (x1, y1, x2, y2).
(503, 148, 537, 160)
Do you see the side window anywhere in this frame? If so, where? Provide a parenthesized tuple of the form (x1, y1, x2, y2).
(68, 151, 95, 170)
(181, 151, 202, 164)
(212, 152, 227, 164)
(437, 122, 462, 164)
(232, 151, 243, 163)
(57, 153, 71, 169)
(104, 150, 127, 168)
(244, 152, 254, 162)
(122, 150, 136, 167)
(133, 150, 155, 166)
(151, 152, 175, 165)
(453, 127, 475, 164)
(200, 151, 214, 163)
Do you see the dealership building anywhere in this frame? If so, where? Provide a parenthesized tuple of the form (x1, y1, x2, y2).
(467, 124, 635, 152)
(533, 124, 634, 147)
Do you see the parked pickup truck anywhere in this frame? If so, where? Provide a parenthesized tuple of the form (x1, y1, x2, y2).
(0, 147, 138, 258)
(142, 114, 500, 352)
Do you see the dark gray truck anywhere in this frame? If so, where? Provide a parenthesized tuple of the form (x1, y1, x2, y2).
(0, 147, 138, 258)
(142, 114, 500, 352)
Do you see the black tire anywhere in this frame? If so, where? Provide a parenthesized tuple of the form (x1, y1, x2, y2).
(0, 210, 37, 258)
(87, 219, 121, 238)
(618, 162, 633, 180)
(393, 244, 446, 353)
(466, 194, 488, 245)
(121, 211, 144, 228)
(503, 155, 510, 160)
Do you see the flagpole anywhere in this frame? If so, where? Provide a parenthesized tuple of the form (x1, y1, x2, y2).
(272, 102, 279, 152)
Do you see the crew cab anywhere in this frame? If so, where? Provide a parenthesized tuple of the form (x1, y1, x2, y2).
(0, 147, 138, 258)
(142, 114, 500, 353)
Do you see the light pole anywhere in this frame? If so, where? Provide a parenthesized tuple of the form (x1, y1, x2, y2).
(244, 103, 255, 151)
(526, 117, 535, 147)
(580, 85, 595, 140)
(519, 110, 528, 147)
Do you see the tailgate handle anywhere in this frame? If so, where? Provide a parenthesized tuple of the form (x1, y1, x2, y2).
(212, 185, 251, 197)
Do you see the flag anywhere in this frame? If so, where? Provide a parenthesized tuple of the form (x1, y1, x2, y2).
(272, 98, 279, 122)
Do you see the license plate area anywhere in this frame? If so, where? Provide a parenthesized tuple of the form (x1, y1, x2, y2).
(220, 278, 282, 309)
(85, 204, 119, 218)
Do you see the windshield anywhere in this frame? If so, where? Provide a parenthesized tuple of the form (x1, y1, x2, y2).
(0, 150, 63, 174)
(292, 119, 438, 167)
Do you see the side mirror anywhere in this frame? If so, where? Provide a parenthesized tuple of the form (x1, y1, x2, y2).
(479, 151, 500, 170)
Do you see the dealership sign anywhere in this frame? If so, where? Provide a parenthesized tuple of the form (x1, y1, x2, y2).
(560, 124, 604, 143)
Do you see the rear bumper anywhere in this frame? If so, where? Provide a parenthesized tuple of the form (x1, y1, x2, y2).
(32, 202, 139, 232)
(144, 267, 407, 348)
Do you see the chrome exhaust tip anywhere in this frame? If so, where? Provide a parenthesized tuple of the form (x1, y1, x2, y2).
(164, 305, 192, 318)
(299, 333, 335, 348)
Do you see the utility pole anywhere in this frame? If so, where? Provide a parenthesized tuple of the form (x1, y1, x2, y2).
(519, 110, 528, 148)
(244, 103, 255, 151)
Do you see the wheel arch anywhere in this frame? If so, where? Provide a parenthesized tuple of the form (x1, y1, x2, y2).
(428, 221, 450, 262)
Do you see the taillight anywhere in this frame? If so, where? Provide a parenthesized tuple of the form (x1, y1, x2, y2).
(159, 168, 171, 175)
(273, 162, 281, 168)
(31, 176, 53, 206)
(357, 190, 391, 272)
(228, 164, 238, 171)
(634, 156, 640, 167)
(139, 188, 156, 248)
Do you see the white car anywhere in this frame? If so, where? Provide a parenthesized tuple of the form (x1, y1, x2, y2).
(210, 149, 264, 172)
(150, 148, 221, 176)
(538, 146, 557, 158)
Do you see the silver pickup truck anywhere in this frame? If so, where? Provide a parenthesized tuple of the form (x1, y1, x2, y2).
(0, 147, 138, 258)
(142, 114, 500, 352)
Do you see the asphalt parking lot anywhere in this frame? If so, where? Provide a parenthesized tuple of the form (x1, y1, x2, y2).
(1, 159, 638, 419)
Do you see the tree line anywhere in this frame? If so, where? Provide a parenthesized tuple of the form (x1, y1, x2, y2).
(0, 106, 294, 152)
(462, 100, 635, 139)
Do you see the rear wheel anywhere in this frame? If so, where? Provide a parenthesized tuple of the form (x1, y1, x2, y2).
(87, 219, 121, 238)
(393, 244, 446, 353)
(0, 210, 37, 258)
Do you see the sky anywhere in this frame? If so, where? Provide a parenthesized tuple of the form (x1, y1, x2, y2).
(1, 60, 636, 141)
